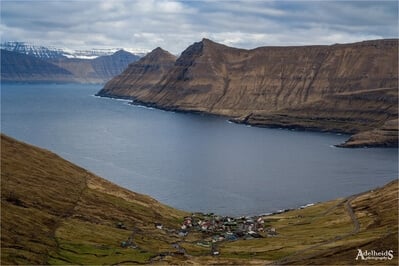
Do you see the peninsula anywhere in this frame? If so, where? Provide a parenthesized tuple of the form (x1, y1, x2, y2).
(97, 39, 398, 147)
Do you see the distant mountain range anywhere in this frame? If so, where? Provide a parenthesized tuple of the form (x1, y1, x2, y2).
(0, 42, 145, 83)
(98, 38, 398, 147)
(1, 41, 148, 59)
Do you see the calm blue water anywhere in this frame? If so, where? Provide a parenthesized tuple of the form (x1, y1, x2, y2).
(1, 83, 398, 216)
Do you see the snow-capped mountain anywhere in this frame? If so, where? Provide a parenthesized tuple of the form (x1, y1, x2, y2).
(62, 48, 148, 59)
(1, 41, 65, 59)
(1, 42, 143, 83)
(1, 41, 148, 60)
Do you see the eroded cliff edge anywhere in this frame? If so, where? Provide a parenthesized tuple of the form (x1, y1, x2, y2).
(97, 39, 398, 147)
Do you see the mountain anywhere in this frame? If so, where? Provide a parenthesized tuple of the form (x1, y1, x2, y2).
(49, 50, 140, 83)
(97, 47, 177, 98)
(1, 48, 140, 83)
(98, 38, 398, 147)
(1, 134, 397, 265)
(0, 49, 74, 82)
(1, 41, 66, 59)
(1, 41, 147, 60)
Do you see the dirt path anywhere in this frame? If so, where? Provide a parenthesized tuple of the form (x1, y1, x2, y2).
(344, 195, 360, 234)
(45, 174, 89, 263)
(270, 191, 367, 265)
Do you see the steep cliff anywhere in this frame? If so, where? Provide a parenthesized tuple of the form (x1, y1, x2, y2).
(97, 47, 177, 98)
(98, 39, 398, 147)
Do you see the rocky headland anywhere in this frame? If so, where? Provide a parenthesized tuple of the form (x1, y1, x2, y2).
(97, 38, 398, 147)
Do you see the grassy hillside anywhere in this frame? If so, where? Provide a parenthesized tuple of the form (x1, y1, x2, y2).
(1, 134, 186, 265)
(1, 134, 397, 265)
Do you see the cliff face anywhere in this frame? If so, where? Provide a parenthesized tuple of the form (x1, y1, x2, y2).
(98, 39, 398, 147)
(1, 49, 139, 84)
(98, 47, 177, 98)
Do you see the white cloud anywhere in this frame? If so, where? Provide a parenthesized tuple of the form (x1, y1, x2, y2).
(0, 0, 397, 54)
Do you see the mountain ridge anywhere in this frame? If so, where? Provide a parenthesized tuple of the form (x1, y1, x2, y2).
(1, 48, 140, 84)
(97, 38, 398, 147)
(0, 49, 74, 82)
(1, 41, 148, 59)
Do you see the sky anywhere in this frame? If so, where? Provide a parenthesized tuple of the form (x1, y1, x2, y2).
(1, 0, 398, 54)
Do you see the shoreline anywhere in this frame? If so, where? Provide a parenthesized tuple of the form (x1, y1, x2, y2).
(3, 131, 395, 220)
(95, 92, 385, 148)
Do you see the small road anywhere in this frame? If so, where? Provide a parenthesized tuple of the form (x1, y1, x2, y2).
(270, 191, 368, 265)
(344, 195, 360, 234)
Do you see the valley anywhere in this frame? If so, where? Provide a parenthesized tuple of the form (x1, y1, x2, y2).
(1, 134, 397, 265)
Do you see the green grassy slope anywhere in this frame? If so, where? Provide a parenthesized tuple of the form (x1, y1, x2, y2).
(1, 134, 186, 265)
(1, 134, 397, 265)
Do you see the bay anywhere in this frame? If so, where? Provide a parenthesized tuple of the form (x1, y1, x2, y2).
(1, 83, 397, 216)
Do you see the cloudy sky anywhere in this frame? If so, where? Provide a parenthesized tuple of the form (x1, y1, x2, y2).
(1, 0, 397, 54)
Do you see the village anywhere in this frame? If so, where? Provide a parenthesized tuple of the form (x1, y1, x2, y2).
(180, 213, 277, 237)
(175, 212, 279, 255)
(120, 212, 280, 256)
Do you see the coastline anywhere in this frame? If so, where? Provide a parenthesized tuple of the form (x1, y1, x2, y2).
(95, 92, 396, 148)
(2, 133, 397, 265)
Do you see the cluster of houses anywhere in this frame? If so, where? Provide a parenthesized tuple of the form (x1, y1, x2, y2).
(119, 212, 280, 256)
(173, 213, 278, 255)
(180, 213, 276, 242)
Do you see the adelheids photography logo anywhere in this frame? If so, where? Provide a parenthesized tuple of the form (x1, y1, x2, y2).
(355, 249, 394, 261)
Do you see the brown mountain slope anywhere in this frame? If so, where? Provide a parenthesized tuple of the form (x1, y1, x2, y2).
(0, 134, 186, 265)
(98, 47, 177, 99)
(98, 39, 398, 147)
(1, 134, 398, 265)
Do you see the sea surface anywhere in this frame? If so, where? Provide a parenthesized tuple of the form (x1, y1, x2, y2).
(1, 83, 398, 216)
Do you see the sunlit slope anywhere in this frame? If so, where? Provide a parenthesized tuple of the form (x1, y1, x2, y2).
(219, 180, 398, 265)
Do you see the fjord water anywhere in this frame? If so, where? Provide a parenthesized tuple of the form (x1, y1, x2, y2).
(1, 83, 398, 216)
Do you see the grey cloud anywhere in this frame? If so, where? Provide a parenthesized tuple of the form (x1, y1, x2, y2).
(0, 0, 397, 54)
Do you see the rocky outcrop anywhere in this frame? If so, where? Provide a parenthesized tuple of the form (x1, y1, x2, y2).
(337, 118, 398, 148)
(98, 38, 398, 147)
